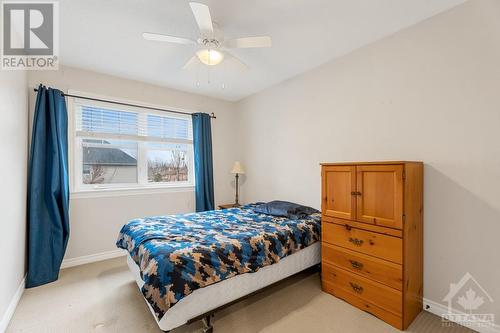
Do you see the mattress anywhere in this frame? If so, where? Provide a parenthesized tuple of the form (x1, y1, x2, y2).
(126, 241, 321, 331)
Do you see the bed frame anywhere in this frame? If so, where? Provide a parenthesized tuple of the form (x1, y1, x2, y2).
(163, 264, 320, 333)
(126, 242, 321, 333)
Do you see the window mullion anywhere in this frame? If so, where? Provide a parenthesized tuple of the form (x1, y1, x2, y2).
(138, 141, 147, 185)
(189, 143, 195, 186)
(74, 136, 83, 192)
(137, 112, 148, 185)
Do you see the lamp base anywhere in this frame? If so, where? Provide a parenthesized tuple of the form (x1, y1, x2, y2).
(234, 173, 240, 206)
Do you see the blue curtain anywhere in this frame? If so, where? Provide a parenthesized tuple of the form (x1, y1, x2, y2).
(192, 113, 214, 212)
(27, 85, 70, 288)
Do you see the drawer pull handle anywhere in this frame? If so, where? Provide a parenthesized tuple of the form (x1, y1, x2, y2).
(350, 282, 364, 294)
(349, 260, 364, 270)
(349, 237, 364, 246)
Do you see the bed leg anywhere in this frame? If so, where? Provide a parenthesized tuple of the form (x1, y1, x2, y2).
(202, 314, 214, 333)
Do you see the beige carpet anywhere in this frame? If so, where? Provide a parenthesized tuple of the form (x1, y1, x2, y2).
(7, 257, 473, 333)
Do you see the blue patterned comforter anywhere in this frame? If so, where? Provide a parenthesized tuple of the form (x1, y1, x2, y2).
(116, 204, 321, 320)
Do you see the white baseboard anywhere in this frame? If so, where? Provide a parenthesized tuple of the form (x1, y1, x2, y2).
(61, 249, 126, 269)
(424, 298, 500, 333)
(0, 276, 25, 333)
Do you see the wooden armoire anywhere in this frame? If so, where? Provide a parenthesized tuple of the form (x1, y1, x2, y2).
(320, 161, 423, 330)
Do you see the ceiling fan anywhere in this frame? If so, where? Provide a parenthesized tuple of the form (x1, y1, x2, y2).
(143, 2, 272, 70)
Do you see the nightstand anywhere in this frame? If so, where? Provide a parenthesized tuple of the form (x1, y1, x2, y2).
(218, 203, 241, 210)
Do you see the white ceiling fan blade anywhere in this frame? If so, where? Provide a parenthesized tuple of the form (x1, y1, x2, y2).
(182, 55, 201, 70)
(223, 51, 248, 71)
(189, 2, 214, 35)
(143, 32, 196, 45)
(224, 36, 272, 49)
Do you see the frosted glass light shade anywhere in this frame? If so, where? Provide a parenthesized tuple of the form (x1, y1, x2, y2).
(231, 161, 245, 174)
(196, 49, 224, 66)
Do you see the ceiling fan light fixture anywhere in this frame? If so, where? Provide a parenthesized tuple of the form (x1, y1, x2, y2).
(196, 49, 224, 66)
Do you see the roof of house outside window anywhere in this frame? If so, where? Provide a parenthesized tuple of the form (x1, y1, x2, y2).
(82, 140, 137, 166)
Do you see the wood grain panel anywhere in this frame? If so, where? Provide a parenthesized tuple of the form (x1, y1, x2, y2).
(322, 165, 356, 220)
(356, 165, 403, 229)
(403, 162, 424, 328)
(322, 280, 403, 330)
(322, 264, 402, 316)
(322, 222, 403, 264)
(321, 161, 419, 166)
(323, 216, 403, 237)
(322, 243, 403, 290)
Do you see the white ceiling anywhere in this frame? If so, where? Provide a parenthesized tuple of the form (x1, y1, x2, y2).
(59, 0, 465, 101)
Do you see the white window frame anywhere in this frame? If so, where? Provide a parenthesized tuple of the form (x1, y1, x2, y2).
(67, 91, 196, 197)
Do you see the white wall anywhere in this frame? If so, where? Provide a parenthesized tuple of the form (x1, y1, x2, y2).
(0, 71, 28, 331)
(28, 66, 239, 260)
(237, 0, 500, 324)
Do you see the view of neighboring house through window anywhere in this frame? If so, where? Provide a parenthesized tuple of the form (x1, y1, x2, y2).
(82, 139, 138, 184)
(73, 100, 194, 191)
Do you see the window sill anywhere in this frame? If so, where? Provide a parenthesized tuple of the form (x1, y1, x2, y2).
(71, 185, 195, 199)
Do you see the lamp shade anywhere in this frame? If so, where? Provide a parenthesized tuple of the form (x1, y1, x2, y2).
(230, 161, 245, 174)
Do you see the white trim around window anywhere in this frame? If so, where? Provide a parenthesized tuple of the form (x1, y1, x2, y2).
(67, 90, 197, 197)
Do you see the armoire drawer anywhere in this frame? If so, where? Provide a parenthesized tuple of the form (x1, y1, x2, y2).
(322, 263, 402, 316)
(322, 280, 403, 330)
(322, 243, 403, 290)
(322, 222, 402, 264)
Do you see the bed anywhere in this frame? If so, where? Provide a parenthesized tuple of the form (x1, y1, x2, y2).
(116, 203, 321, 332)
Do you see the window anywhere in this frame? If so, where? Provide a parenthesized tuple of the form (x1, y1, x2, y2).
(72, 99, 194, 192)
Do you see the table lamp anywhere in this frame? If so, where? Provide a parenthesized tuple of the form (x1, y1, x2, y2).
(230, 161, 245, 206)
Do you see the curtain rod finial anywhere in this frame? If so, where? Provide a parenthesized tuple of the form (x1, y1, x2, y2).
(211, 112, 216, 119)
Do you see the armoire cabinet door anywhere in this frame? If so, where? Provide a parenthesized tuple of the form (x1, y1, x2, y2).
(356, 165, 404, 229)
(322, 165, 356, 220)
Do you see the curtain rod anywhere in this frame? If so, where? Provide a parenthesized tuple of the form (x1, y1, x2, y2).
(33, 87, 216, 119)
